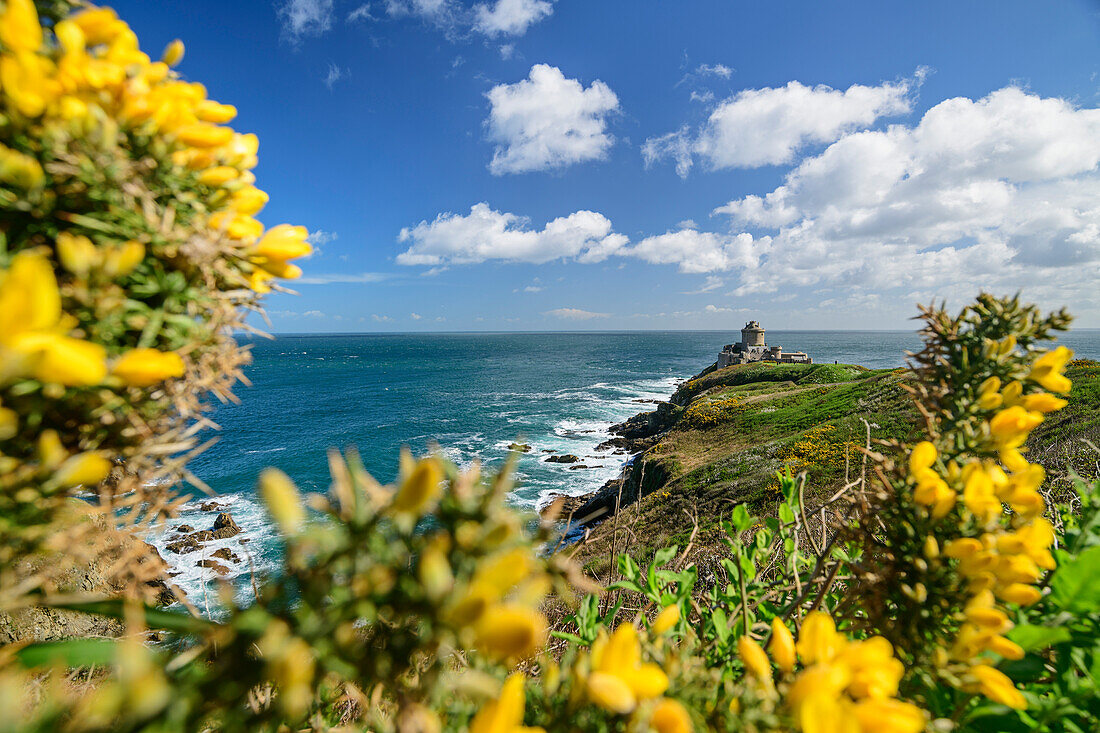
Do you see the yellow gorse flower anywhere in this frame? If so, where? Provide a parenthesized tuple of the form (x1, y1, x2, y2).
(652, 603, 680, 635)
(770, 617, 797, 673)
(0, 252, 107, 386)
(586, 624, 669, 714)
(111, 348, 184, 387)
(470, 673, 544, 733)
(1028, 346, 1073, 393)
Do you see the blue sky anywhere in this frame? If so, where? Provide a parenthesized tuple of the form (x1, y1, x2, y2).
(114, 0, 1100, 332)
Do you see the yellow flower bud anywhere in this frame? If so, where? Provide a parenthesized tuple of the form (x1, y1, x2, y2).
(254, 224, 312, 261)
(15, 332, 108, 386)
(1029, 346, 1073, 394)
(586, 671, 636, 714)
(737, 635, 773, 684)
(56, 232, 99, 276)
(259, 467, 305, 534)
(111, 348, 185, 387)
(37, 429, 67, 469)
(418, 538, 453, 602)
(908, 441, 937, 475)
(1021, 393, 1068, 414)
(71, 7, 124, 45)
(475, 604, 547, 660)
(0, 144, 45, 189)
(161, 39, 184, 67)
(796, 611, 845, 665)
(651, 698, 693, 733)
(0, 406, 17, 440)
(923, 535, 940, 560)
(53, 451, 111, 488)
(769, 617, 797, 672)
(469, 673, 527, 733)
(652, 603, 680, 635)
(985, 635, 1024, 660)
(102, 240, 145, 278)
(619, 663, 669, 700)
(0, 0, 42, 54)
(852, 698, 926, 733)
(197, 166, 239, 186)
(969, 664, 1026, 709)
(997, 583, 1042, 606)
(195, 100, 237, 124)
(177, 124, 234, 149)
(392, 457, 443, 516)
(231, 186, 269, 216)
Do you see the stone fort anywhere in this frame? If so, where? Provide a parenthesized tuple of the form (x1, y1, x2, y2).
(717, 321, 813, 368)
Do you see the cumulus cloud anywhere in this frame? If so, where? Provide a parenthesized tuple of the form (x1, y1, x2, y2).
(545, 307, 609, 320)
(696, 63, 732, 79)
(396, 202, 626, 265)
(277, 0, 335, 40)
(625, 228, 763, 274)
(703, 86, 1100, 311)
(474, 0, 553, 36)
(644, 76, 916, 176)
(371, 314, 393, 322)
(486, 64, 620, 175)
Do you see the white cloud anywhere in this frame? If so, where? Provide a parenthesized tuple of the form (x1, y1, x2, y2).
(474, 0, 553, 36)
(384, 0, 550, 38)
(644, 77, 915, 176)
(302, 310, 326, 318)
(347, 3, 373, 21)
(524, 285, 543, 292)
(323, 63, 344, 89)
(545, 307, 609, 320)
(696, 63, 732, 79)
(296, 272, 389, 284)
(396, 202, 626, 265)
(306, 230, 338, 256)
(410, 312, 423, 320)
(371, 314, 393, 322)
(702, 86, 1100, 312)
(704, 304, 732, 313)
(683, 275, 724, 294)
(625, 228, 762, 274)
(277, 0, 335, 40)
(486, 64, 620, 175)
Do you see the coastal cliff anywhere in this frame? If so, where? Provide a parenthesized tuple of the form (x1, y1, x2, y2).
(562, 358, 1100, 571)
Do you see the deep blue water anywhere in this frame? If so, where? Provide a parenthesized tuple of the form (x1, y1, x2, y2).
(151, 329, 1100, 601)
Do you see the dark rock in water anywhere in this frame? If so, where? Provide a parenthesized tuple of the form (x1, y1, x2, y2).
(546, 454, 579, 464)
(539, 493, 590, 520)
(507, 442, 532, 453)
(144, 579, 178, 606)
(239, 538, 251, 544)
(166, 512, 241, 553)
(166, 536, 201, 555)
(174, 524, 193, 533)
(188, 513, 241, 542)
(199, 501, 226, 512)
(541, 449, 556, 454)
(211, 547, 241, 564)
(213, 513, 238, 533)
(568, 464, 591, 470)
(196, 559, 230, 576)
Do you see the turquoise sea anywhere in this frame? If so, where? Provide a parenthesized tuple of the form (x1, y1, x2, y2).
(150, 329, 1100, 601)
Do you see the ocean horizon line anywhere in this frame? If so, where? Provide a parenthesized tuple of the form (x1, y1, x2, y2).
(255, 327, 1100, 337)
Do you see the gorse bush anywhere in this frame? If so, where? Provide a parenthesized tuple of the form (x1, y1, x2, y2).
(0, 0, 311, 601)
(2, 3, 1099, 732)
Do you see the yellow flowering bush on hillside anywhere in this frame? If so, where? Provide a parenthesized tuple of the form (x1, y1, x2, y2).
(2, 3, 1099, 733)
(0, 0, 311, 600)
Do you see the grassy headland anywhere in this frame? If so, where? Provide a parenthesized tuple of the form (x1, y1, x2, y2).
(567, 358, 1100, 576)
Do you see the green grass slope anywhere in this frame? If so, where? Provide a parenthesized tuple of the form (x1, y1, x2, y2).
(572, 359, 1100, 575)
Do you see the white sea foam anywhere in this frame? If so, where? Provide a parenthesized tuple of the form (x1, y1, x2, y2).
(146, 492, 280, 614)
